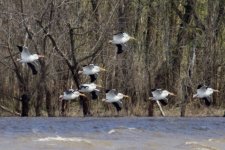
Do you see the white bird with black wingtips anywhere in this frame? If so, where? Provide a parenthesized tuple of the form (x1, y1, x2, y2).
(109, 32, 136, 54)
(102, 89, 130, 112)
(17, 45, 44, 75)
(149, 89, 176, 106)
(78, 64, 106, 82)
(79, 83, 102, 100)
(193, 84, 219, 106)
(59, 89, 86, 101)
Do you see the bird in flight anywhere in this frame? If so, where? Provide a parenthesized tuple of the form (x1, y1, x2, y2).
(78, 64, 106, 82)
(17, 45, 44, 75)
(109, 32, 136, 54)
(79, 83, 102, 100)
(193, 84, 219, 106)
(59, 89, 86, 101)
(149, 89, 176, 106)
(102, 89, 130, 112)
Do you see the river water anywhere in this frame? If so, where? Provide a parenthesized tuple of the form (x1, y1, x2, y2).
(0, 117, 224, 150)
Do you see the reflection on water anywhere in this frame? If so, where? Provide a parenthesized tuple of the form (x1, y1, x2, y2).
(0, 117, 224, 150)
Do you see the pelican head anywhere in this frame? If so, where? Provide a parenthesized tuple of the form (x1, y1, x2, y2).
(32, 54, 44, 60)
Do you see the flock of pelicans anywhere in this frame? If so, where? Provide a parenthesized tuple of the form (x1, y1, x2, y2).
(17, 32, 220, 113)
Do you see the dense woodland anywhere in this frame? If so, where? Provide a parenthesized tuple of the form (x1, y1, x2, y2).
(0, 0, 224, 117)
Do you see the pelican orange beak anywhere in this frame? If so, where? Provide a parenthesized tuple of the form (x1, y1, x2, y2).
(108, 40, 113, 43)
(38, 55, 45, 58)
(79, 93, 87, 97)
(169, 92, 176, 96)
(96, 85, 103, 88)
(100, 67, 106, 71)
(59, 95, 63, 101)
(78, 70, 83, 74)
(123, 95, 130, 99)
(213, 89, 219, 93)
(16, 58, 21, 62)
(130, 37, 136, 41)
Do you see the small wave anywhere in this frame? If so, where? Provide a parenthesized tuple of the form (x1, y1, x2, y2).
(36, 136, 91, 144)
(108, 129, 116, 134)
(185, 141, 199, 145)
(185, 141, 218, 150)
(108, 127, 137, 134)
(128, 127, 136, 130)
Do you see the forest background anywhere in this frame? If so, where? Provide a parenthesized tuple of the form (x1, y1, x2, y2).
(0, 0, 224, 117)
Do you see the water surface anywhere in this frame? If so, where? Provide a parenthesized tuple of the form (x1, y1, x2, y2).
(0, 117, 224, 150)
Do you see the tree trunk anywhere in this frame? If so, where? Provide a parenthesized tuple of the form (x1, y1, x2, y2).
(145, 0, 154, 116)
(171, 0, 194, 117)
(21, 94, 30, 117)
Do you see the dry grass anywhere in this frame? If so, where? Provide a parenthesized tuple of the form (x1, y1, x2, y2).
(1, 99, 224, 117)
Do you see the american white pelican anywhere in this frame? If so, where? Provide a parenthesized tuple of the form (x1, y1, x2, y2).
(149, 89, 176, 105)
(59, 89, 86, 101)
(17, 45, 44, 75)
(109, 32, 135, 54)
(102, 89, 130, 112)
(78, 64, 106, 82)
(193, 84, 219, 106)
(79, 83, 101, 100)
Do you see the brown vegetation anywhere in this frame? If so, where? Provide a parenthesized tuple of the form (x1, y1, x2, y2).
(0, 0, 224, 117)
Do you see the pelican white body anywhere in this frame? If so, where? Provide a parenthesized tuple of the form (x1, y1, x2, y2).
(82, 65, 101, 75)
(20, 54, 39, 63)
(63, 91, 80, 100)
(151, 90, 170, 100)
(105, 93, 124, 102)
(112, 33, 131, 44)
(195, 88, 214, 98)
(79, 83, 97, 92)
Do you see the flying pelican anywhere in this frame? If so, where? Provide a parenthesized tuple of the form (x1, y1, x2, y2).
(109, 32, 136, 54)
(149, 89, 176, 105)
(102, 89, 130, 112)
(17, 45, 44, 75)
(78, 64, 106, 82)
(59, 89, 86, 101)
(79, 83, 101, 100)
(193, 84, 219, 106)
